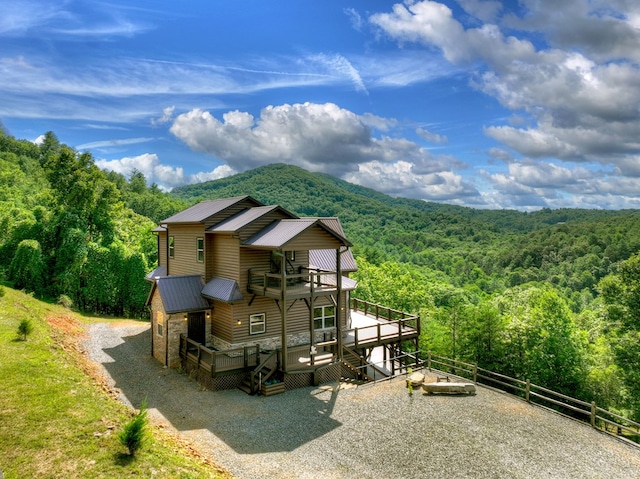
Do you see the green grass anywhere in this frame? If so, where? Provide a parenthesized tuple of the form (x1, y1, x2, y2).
(0, 286, 230, 479)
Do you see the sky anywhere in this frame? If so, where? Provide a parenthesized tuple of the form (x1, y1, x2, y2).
(2, 0, 640, 211)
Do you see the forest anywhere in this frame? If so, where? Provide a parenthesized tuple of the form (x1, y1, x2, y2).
(1, 131, 640, 423)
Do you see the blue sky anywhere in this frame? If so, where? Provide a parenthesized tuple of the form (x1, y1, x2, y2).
(2, 0, 640, 210)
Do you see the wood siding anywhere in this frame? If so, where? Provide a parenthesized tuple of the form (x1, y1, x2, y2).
(285, 226, 344, 250)
(157, 231, 167, 267)
(167, 224, 206, 277)
(212, 235, 240, 281)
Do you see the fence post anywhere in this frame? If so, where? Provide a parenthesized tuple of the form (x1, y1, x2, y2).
(473, 364, 478, 384)
(427, 351, 432, 371)
(525, 379, 530, 402)
(590, 401, 596, 428)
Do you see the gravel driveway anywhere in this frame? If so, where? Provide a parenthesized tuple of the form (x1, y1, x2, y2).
(83, 321, 640, 479)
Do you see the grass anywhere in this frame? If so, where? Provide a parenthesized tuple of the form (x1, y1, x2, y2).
(0, 286, 231, 479)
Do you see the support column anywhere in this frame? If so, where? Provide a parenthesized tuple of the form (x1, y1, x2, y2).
(280, 250, 288, 372)
(336, 247, 343, 362)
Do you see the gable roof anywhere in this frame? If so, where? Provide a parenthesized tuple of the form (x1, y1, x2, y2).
(145, 265, 167, 282)
(201, 277, 245, 303)
(207, 205, 297, 233)
(244, 218, 352, 249)
(161, 196, 263, 224)
(148, 275, 210, 313)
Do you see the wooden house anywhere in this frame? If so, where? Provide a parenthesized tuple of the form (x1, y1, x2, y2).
(146, 196, 420, 393)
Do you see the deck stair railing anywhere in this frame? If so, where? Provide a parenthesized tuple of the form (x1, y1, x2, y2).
(341, 346, 375, 383)
(424, 351, 640, 445)
(245, 349, 280, 394)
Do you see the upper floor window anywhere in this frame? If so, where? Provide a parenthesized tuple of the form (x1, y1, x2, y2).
(196, 237, 204, 262)
(314, 305, 335, 329)
(249, 313, 266, 335)
(168, 236, 175, 259)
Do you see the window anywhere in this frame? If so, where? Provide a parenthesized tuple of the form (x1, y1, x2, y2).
(156, 311, 164, 336)
(249, 313, 266, 335)
(196, 237, 204, 262)
(314, 305, 335, 329)
(168, 236, 175, 259)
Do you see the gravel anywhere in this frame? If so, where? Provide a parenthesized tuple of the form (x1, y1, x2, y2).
(83, 322, 640, 479)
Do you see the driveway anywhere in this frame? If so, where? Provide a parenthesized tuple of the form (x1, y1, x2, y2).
(83, 321, 640, 479)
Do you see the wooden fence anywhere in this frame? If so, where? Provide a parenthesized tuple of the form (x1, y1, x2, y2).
(425, 352, 640, 445)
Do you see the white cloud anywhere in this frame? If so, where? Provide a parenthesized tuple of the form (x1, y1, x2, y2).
(151, 106, 175, 126)
(76, 137, 155, 150)
(416, 127, 447, 143)
(95, 153, 235, 191)
(456, 0, 503, 23)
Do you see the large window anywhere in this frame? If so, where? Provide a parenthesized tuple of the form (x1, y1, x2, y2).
(314, 305, 335, 330)
(250, 313, 266, 335)
(168, 236, 175, 258)
(196, 237, 204, 262)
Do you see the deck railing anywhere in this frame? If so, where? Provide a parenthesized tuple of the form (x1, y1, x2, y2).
(424, 352, 640, 445)
(248, 268, 338, 296)
(179, 334, 260, 376)
(350, 298, 420, 332)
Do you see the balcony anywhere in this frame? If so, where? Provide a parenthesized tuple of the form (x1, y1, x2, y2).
(247, 268, 349, 299)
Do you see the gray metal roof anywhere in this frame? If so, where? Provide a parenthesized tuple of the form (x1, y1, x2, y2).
(207, 205, 297, 233)
(319, 274, 358, 291)
(309, 249, 358, 272)
(244, 218, 351, 248)
(145, 265, 167, 282)
(161, 196, 262, 224)
(201, 277, 245, 303)
(154, 275, 210, 313)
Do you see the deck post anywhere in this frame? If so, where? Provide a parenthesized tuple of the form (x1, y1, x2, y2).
(280, 250, 288, 372)
(525, 379, 531, 402)
(590, 401, 596, 428)
(310, 272, 315, 366)
(336, 247, 343, 362)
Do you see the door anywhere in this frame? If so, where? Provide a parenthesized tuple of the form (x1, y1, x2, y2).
(187, 311, 206, 344)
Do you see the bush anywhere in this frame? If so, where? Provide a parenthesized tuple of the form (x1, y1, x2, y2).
(17, 318, 34, 341)
(119, 399, 148, 456)
(57, 294, 73, 309)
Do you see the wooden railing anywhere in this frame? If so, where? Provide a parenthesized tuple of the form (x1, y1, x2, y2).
(247, 268, 338, 296)
(350, 298, 420, 335)
(425, 352, 640, 445)
(179, 335, 260, 376)
(249, 349, 280, 394)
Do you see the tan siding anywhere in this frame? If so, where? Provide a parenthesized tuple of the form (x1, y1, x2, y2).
(212, 236, 240, 281)
(205, 234, 215, 281)
(286, 226, 344, 250)
(167, 224, 206, 277)
(211, 302, 233, 343)
(239, 249, 271, 290)
(157, 231, 167, 267)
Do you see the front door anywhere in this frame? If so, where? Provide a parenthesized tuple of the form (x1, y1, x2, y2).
(187, 311, 206, 344)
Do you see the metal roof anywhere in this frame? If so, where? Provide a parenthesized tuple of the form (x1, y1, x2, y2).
(309, 249, 358, 272)
(145, 265, 167, 282)
(319, 274, 358, 291)
(161, 196, 262, 224)
(207, 205, 297, 233)
(153, 275, 210, 313)
(201, 277, 245, 303)
(244, 218, 351, 248)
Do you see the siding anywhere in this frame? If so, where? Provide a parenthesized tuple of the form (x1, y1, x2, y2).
(285, 226, 344, 250)
(157, 231, 167, 267)
(212, 236, 240, 281)
(167, 224, 206, 277)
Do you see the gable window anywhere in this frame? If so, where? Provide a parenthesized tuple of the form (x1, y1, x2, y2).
(196, 237, 204, 262)
(168, 236, 175, 259)
(314, 305, 335, 329)
(249, 313, 266, 335)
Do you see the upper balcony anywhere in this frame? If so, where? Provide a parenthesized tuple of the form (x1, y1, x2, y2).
(247, 267, 356, 299)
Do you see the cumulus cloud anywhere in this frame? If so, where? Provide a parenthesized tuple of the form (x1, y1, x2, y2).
(95, 153, 235, 191)
(371, 0, 640, 178)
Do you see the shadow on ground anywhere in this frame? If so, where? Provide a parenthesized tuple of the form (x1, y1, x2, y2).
(97, 325, 341, 454)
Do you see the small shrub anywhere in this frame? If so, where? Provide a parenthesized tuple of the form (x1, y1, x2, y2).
(57, 294, 73, 309)
(0, 285, 5, 297)
(119, 399, 149, 456)
(17, 318, 34, 341)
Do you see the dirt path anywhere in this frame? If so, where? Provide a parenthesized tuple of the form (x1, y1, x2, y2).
(83, 322, 640, 479)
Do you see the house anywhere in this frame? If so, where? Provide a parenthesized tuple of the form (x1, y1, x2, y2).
(146, 195, 420, 393)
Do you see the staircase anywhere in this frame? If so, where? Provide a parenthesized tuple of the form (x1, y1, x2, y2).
(239, 350, 279, 395)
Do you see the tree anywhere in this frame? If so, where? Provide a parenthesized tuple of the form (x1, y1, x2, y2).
(599, 253, 640, 419)
(119, 399, 148, 456)
(17, 318, 34, 341)
(9, 239, 45, 293)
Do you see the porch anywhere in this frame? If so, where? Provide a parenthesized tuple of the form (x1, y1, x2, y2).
(178, 298, 420, 390)
(247, 268, 356, 299)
